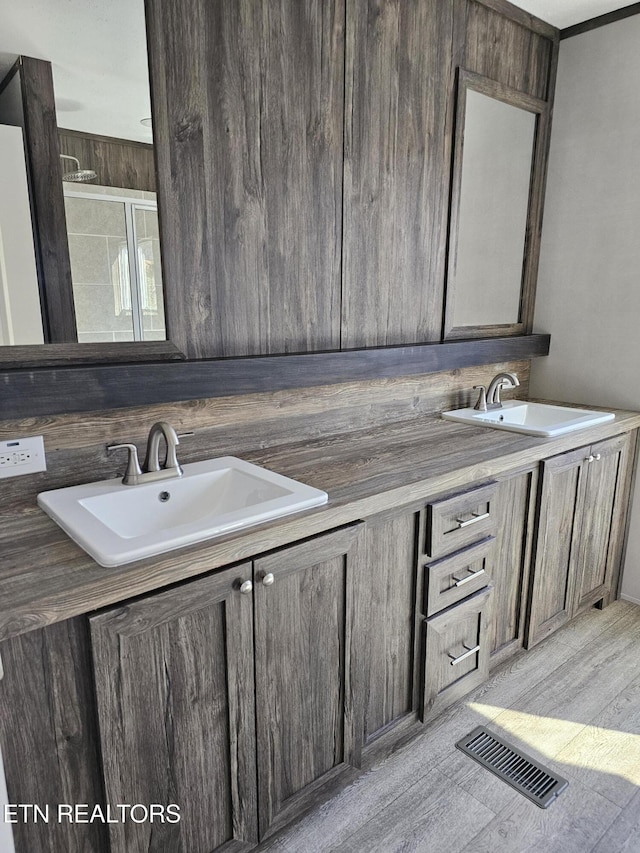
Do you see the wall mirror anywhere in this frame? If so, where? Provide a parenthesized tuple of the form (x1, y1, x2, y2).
(443, 70, 548, 340)
(0, 0, 179, 366)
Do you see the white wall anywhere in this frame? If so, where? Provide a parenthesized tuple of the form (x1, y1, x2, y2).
(530, 15, 640, 603)
(0, 124, 43, 345)
(0, 743, 15, 853)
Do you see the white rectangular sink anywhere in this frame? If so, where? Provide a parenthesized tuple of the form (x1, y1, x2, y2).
(38, 457, 328, 567)
(442, 400, 615, 437)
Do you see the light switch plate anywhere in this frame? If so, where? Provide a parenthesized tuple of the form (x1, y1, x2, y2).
(0, 435, 47, 478)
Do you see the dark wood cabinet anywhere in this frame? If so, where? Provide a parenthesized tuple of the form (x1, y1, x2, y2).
(89, 565, 258, 853)
(149, 0, 345, 359)
(0, 619, 108, 853)
(419, 480, 496, 722)
(253, 526, 363, 838)
(420, 466, 538, 673)
(573, 434, 631, 613)
(489, 465, 538, 665)
(143, 0, 558, 360)
(89, 525, 364, 850)
(351, 509, 423, 753)
(526, 447, 583, 645)
(1, 425, 638, 853)
(341, 0, 454, 348)
(527, 434, 632, 648)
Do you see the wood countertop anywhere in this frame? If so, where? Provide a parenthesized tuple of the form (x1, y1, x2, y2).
(2, 407, 639, 642)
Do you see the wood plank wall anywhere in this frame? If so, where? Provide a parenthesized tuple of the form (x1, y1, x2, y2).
(0, 360, 529, 517)
(147, 0, 556, 358)
(147, 0, 345, 358)
(341, 0, 454, 347)
(58, 130, 156, 193)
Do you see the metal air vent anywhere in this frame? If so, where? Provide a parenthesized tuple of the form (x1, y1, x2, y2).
(456, 726, 569, 808)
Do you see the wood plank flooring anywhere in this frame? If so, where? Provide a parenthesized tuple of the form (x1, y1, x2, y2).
(257, 599, 640, 853)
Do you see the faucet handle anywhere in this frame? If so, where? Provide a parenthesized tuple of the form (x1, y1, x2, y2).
(107, 443, 143, 484)
(473, 385, 488, 412)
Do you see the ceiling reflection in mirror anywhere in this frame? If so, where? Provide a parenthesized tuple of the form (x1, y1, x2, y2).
(0, 0, 166, 346)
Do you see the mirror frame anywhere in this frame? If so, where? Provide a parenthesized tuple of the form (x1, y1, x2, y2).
(442, 69, 549, 341)
(0, 29, 184, 368)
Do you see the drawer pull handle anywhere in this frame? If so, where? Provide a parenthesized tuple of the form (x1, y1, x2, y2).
(456, 512, 490, 529)
(453, 568, 486, 588)
(448, 644, 481, 666)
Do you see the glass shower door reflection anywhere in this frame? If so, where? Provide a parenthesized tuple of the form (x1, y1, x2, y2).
(133, 206, 165, 342)
(65, 189, 166, 343)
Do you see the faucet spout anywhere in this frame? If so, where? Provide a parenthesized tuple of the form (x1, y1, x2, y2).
(143, 421, 182, 477)
(486, 372, 520, 410)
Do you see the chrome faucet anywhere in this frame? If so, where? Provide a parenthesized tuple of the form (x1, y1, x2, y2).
(107, 421, 192, 485)
(485, 372, 520, 410)
(143, 421, 182, 476)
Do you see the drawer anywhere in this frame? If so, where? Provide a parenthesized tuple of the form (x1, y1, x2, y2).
(426, 481, 496, 559)
(424, 537, 494, 617)
(421, 585, 492, 723)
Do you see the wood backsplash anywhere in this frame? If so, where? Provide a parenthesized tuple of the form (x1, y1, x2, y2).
(0, 361, 529, 515)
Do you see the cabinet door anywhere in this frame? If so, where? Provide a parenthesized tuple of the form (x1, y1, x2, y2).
(351, 509, 422, 751)
(0, 619, 108, 853)
(90, 565, 257, 853)
(489, 466, 538, 665)
(573, 434, 631, 613)
(253, 525, 363, 839)
(527, 447, 585, 647)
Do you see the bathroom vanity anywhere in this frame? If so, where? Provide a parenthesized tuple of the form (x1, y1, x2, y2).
(0, 405, 637, 853)
(0, 0, 631, 849)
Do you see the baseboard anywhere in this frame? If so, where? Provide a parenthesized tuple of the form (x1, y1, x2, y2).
(620, 593, 640, 606)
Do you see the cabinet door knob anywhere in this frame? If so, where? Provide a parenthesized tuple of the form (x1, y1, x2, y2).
(594, 453, 602, 461)
(239, 580, 253, 595)
(585, 455, 595, 463)
(262, 573, 275, 587)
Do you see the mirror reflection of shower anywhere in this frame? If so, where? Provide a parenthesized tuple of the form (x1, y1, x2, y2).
(63, 186, 165, 343)
(59, 154, 97, 183)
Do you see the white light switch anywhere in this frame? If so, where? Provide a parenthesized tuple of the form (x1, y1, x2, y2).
(0, 435, 46, 478)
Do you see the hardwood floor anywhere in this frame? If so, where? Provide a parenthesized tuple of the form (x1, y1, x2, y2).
(257, 599, 640, 853)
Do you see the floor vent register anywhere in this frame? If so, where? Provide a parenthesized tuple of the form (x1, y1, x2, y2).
(456, 726, 569, 809)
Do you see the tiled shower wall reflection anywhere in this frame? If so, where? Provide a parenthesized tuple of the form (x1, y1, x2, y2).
(64, 185, 166, 343)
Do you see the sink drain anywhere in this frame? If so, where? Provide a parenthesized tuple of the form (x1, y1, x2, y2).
(158, 491, 171, 503)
